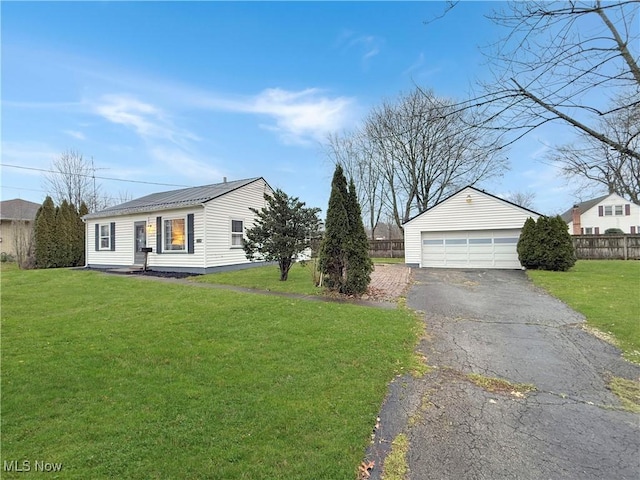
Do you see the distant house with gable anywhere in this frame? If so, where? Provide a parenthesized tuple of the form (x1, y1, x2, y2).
(561, 193, 640, 235)
(0, 198, 40, 258)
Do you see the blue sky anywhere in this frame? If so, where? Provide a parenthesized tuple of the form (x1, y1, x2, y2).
(2, 1, 588, 215)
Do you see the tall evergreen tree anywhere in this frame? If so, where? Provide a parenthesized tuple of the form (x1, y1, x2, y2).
(75, 202, 89, 266)
(34, 196, 57, 268)
(56, 200, 74, 267)
(318, 165, 350, 290)
(319, 166, 373, 295)
(344, 179, 372, 295)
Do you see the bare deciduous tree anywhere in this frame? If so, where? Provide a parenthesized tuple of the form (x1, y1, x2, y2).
(549, 95, 640, 202)
(468, 1, 640, 161)
(326, 131, 384, 239)
(43, 150, 102, 212)
(364, 88, 508, 231)
(504, 191, 537, 210)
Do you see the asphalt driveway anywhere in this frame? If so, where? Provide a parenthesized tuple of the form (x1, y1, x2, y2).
(367, 268, 639, 480)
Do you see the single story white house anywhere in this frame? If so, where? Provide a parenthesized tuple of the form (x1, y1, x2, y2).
(83, 177, 273, 274)
(560, 193, 640, 235)
(403, 186, 541, 269)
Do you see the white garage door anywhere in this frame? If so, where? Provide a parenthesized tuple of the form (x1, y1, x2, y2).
(421, 229, 522, 269)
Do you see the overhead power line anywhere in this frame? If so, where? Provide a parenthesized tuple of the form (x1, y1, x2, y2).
(0, 163, 193, 188)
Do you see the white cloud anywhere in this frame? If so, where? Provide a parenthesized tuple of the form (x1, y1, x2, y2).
(91, 94, 200, 146)
(336, 31, 384, 65)
(198, 87, 357, 145)
(64, 130, 86, 140)
(149, 147, 223, 183)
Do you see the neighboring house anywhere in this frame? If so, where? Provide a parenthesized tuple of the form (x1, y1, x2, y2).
(0, 199, 40, 258)
(560, 193, 640, 235)
(404, 186, 541, 269)
(83, 177, 273, 274)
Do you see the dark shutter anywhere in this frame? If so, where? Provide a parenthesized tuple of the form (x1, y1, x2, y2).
(631, 226, 636, 234)
(187, 214, 195, 254)
(625, 204, 631, 216)
(156, 216, 162, 254)
(95, 224, 100, 251)
(595, 227, 600, 235)
(598, 206, 604, 217)
(110, 222, 116, 251)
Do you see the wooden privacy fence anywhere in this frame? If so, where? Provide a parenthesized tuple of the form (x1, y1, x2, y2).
(368, 239, 405, 258)
(309, 238, 405, 258)
(572, 234, 640, 260)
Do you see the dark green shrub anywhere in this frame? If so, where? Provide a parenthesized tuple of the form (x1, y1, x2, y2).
(518, 215, 575, 271)
(604, 228, 624, 234)
(517, 217, 538, 269)
(318, 166, 372, 295)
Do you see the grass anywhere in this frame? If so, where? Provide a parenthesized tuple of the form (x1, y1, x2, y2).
(192, 262, 322, 295)
(608, 377, 640, 413)
(1, 267, 420, 479)
(527, 260, 640, 363)
(381, 433, 409, 480)
(372, 257, 405, 264)
(467, 373, 537, 397)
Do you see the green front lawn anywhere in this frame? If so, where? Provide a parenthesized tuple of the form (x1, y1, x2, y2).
(1, 267, 420, 479)
(527, 260, 640, 363)
(193, 262, 322, 295)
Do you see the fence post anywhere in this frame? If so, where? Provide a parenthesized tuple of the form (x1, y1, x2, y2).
(624, 235, 628, 260)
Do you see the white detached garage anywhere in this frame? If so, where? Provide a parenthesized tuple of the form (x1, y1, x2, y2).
(404, 186, 540, 269)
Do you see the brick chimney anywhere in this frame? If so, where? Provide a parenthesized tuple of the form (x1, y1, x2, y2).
(572, 204, 581, 235)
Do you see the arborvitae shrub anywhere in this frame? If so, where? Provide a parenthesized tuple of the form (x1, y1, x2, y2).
(318, 166, 372, 295)
(343, 179, 372, 295)
(517, 215, 576, 271)
(517, 217, 538, 269)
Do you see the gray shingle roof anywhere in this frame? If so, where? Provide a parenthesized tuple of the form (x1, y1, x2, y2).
(0, 199, 41, 221)
(560, 194, 610, 223)
(84, 177, 263, 219)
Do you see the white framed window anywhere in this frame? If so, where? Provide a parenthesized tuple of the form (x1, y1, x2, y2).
(585, 227, 593, 234)
(164, 217, 186, 252)
(231, 219, 244, 248)
(99, 224, 111, 250)
(614, 205, 623, 216)
(604, 206, 613, 216)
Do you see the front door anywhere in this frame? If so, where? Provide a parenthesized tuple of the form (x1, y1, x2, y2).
(134, 222, 147, 264)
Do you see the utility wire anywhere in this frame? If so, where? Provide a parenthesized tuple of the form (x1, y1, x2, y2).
(1, 163, 193, 188)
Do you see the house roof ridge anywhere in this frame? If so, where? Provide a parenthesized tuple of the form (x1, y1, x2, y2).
(84, 176, 265, 220)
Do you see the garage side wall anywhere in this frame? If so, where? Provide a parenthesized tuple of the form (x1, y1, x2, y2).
(404, 188, 539, 266)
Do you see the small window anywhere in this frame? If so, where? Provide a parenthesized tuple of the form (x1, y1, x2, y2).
(231, 220, 244, 247)
(585, 227, 593, 235)
(423, 239, 443, 245)
(469, 238, 492, 245)
(445, 238, 467, 245)
(99, 224, 111, 250)
(604, 206, 613, 216)
(614, 205, 623, 216)
(494, 237, 519, 244)
(164, 218, 186, 252)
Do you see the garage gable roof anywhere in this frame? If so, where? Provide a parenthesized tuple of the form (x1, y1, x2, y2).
(403, 186, 542, 226)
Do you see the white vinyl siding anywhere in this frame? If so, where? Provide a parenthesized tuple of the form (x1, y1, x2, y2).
(85, 178, 272, 271)
(204, 179, 271, 268)
(404, 187, 540, 269)
(86, 208, 204, 269)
